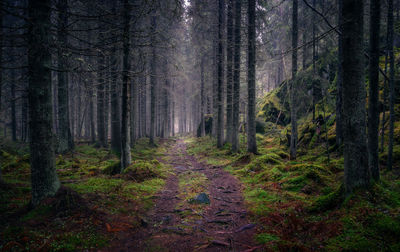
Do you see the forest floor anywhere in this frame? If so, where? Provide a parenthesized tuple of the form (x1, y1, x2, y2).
(104, 139, 258, 251)
(1, 132, 400, 251)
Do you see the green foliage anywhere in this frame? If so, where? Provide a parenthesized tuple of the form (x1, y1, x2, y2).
(123, 159, 167, 182)
(256, 233, 280, 244)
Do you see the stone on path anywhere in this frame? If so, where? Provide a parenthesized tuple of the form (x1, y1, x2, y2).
(189, 192, 210, 204)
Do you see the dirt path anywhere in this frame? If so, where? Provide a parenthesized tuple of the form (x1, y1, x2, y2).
(105, 139, 257, 252)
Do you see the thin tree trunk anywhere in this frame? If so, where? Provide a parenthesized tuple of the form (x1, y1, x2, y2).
(11, 69, 16, 142)
(380, 52, 388, 152)
(57, 0, 73, 153)
(290, 0, 298, 160)
(312, 0, 316, 121)
(387, 0, 396, 171)
(217, 0, 225, 148)
(247, 0, 257, 153)
(232, 0, 241, 153)
(200, 56, 205, 137)
(368, 0, 380, 180)
(342, 0, 370, 194)
(28, 0, 60, 206)
(110, 11, 121, 152)
(150, 15, 157, 145)
(226, 0, 233, 144)
(336, 0, 343, 147)
(120, 0, 132, 172)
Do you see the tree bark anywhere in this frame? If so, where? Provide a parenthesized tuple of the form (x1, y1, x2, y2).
(11, 68, 16, 142)
(232, 0, 241, 153)
(120, 0, 132, 172)
(342, 0, 370, 194)
(110, 3, 121, 153)
(336, 0, 343, 147)
(150, 15, 157, 145)
(57, 0, 74, 153)
(28, 0, 60, 206)
(247, 0, 257, 154)
(217, 0, 225, 148)
(388, 0, 396, 171)
(368, 0, 380, 180)
(226, 0, 233, 144)
(200, 56, 206, 137)
(290, 0, 298, 160)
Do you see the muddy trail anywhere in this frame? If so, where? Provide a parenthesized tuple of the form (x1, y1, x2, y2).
(105, 139, 258, 252)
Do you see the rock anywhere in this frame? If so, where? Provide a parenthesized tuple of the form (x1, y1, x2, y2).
(190, 193, 210, 204)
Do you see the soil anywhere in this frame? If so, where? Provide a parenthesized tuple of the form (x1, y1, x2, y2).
(103, 139, 258, 252)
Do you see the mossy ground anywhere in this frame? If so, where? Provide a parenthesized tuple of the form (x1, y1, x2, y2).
(186, 122, 400, 251)
(0, 138, 172, 251)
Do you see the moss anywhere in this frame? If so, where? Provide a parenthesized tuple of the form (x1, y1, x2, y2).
(379, 145, 400, 167)
(67, 177, 124, 194)
(256, 233, 280, 244)
(122, 160, 166, 182)
(311, 185, 344, 212)
(102, 161, 121, 175)
(51, 230, 107, 251)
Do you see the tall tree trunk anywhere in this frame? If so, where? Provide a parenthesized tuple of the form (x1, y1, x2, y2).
(11, 69, 16, 142)
(312, 0, 316, 121)
(28, 0, 60, 206)
(387, 0, 396, 171)
(217, 0, 225, 148)
(110, 9, 121, 153)
(247, 0, 257, 154)
(90, 89, 96, 143)
(57, 0, 73, 153)
(200, 56, 206, 137)
(368, 0, 380, 180)
(97, 55, 106, 147)
(120, 0, 132, 172)
(381, 53, 388, 152)
(336, 0, 343, 147)
(232, 0, 241, 153)
(290, 0, 298, 160)
(342, 0, 370, 194)
(150, 15, 157, 145)
(225, 0, 233, 144)
(131, 76, 138, 145)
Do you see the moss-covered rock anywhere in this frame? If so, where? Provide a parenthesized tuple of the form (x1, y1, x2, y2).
(122, 160, 165, 182)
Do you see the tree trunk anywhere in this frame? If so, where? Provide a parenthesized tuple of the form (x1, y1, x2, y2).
(11, 68, 16, 142)
(217, 0, 225, 148)
(232, 0, 241, 153)
(368, 0, 380, 180)
(247, 0, 257, 154)
(200, 56, 205, 137)
(342, 0, 370, 194)
(336, 0, 343, 147)
(290, 0, 298, 160)
(97, 54, 106, 147)
(388, 0, 396, 171)
(381, 52, 388, 153)
(312, 0, 316, 121)
(150, 15, 157, 145)
(120, 0, 132, 172)
(28, 0, 60, 206)
(225, 0, 233, 144)
(110, 18, 121, 152)
(131, 76, 138, 145)
(57, 0, 74, 153)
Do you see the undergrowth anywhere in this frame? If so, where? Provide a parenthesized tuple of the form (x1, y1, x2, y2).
(0, 137, 172, 251)
(186, 130, 400, 250)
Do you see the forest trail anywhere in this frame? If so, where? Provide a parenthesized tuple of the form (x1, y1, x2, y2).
(105, 139, 257, 251)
